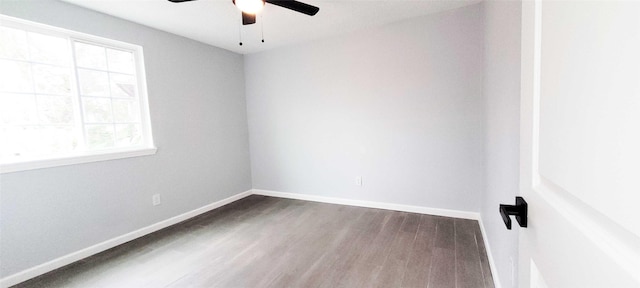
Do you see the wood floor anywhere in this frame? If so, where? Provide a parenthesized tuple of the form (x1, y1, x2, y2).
(13, 195, 494, 288)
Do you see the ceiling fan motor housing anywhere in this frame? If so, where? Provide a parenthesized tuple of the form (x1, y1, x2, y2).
(233, 0, 266, 15)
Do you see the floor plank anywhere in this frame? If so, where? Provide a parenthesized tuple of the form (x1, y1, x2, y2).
(12, 195, 494, 288)
(455, 219, 487, 288)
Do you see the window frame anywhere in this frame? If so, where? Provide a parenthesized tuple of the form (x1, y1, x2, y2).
(0, 15, 156, 174)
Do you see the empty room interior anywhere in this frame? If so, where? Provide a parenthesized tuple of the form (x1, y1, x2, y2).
(1, 0, 639, 287)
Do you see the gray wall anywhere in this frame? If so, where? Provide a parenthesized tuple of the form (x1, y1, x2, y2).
(0, 0, 252, 278)
(481, 1, 521, 288)
(245, 4, 484, 212)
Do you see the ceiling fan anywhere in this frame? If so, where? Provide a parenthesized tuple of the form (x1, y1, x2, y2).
(167, 0, 320, 26)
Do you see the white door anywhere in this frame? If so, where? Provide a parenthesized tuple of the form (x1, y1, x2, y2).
(519, 0, 640, 287)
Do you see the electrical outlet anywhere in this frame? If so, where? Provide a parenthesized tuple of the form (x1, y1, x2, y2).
(356, 176, 363, 186)
(152, 194, 161, 206)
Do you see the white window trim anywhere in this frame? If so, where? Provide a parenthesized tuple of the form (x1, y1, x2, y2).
(0, 147, 158, 174)
(0, 15, 156, 174)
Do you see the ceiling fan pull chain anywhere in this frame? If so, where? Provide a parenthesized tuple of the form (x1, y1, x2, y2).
(261, 14, 265, 43)
(238, 14, 243, 46)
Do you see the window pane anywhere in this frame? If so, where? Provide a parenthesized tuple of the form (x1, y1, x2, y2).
(0, 126, 41, 159)
(74, 42, 107, 70)
(27, 32, 69, 66)
(0, 59, 33, 93)
(0, 93, 37, 124)
(37, 95, 74, 124)
(112, 99, 139, 123)
(39, 125, 78, 154)
(78, 69, 109, 96)
(82, 97, 112, 123)
(0, 126, 16, 159)
(115, 124, 141, 147)
(85, 124, 114, 150)
(0, 26, 29, 60)
(107, 49, 135, 74)
(33, 65, 71, 95)
(110, 73, 136, 98)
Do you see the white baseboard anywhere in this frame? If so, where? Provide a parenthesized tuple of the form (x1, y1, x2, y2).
(252, 189, 480, 220)
(0, 189, 253, 288)
(478, 216, 503, 288)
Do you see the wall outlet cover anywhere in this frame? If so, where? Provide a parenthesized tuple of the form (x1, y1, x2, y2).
(152, 194, 161, 206)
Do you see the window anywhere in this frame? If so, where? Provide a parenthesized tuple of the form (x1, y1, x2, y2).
(0, 16, 155, 173)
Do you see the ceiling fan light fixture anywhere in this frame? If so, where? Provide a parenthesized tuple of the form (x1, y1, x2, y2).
(234, 0, 265, 14)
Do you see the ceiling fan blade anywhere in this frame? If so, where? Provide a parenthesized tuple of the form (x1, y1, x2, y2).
(167, 0, 197, 2)
(242, 12, 256, 25)
(265, 0, 319, 16)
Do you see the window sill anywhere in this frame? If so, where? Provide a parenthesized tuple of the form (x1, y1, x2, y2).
(0, 147, 157, 174)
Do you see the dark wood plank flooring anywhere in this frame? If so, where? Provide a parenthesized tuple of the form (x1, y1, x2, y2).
(13, 195, 494, 288)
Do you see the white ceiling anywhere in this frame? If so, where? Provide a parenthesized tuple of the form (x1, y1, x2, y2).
(60, 0, 479, 54)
